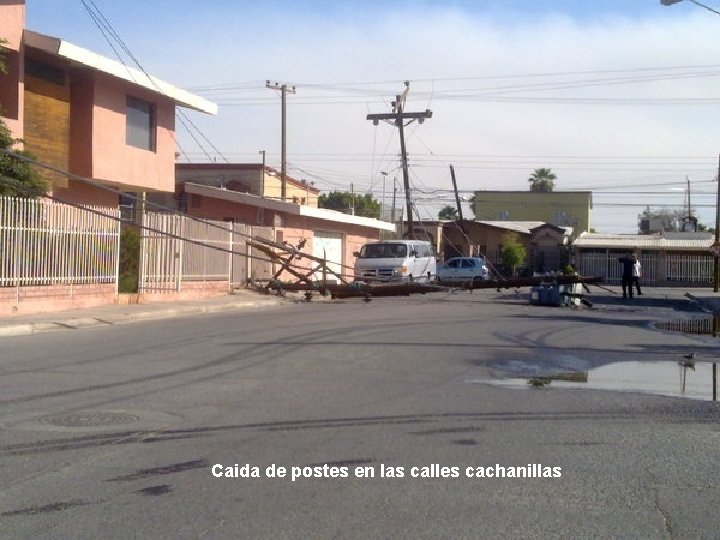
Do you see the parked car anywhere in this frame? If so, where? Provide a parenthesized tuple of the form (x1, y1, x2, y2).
(437, 257, 490, 284)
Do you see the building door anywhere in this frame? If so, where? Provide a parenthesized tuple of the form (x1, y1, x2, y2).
(312, 231, 343, 283)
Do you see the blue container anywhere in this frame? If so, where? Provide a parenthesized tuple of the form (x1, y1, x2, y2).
(530, 284, 561, 306)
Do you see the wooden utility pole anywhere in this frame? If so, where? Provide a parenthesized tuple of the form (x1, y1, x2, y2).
(266, 81, 296, 201)
(366, 82, 432, 239)
(449, 165, 465, 223)
(714, 154, 720, 292)
(391, 177, 397, 224)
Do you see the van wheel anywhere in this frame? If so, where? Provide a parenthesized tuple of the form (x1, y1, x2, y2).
(472, 276, 483, 288)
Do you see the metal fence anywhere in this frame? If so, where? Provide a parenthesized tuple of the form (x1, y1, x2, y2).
(665, 252, 714, 284)
(0, 196, 120, 288)
(577, 250, 711, 286)
(140, 212, 242, 293)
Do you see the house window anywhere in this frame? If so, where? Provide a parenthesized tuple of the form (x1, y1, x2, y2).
(126, 96, 156, 151)
(553, 212, 567, 226)
(498, 210, 510, 221)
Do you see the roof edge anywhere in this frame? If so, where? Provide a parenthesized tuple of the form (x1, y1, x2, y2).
(24, 30, 217, 115)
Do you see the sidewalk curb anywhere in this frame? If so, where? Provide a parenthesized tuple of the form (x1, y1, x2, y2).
(0, 297, 284, 338)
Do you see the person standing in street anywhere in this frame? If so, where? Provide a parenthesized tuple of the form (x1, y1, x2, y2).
(618, 253, 637, 299)
(632, 257, 642, 296)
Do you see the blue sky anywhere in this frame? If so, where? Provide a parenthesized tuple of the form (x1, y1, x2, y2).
(23, 1, 720, 232)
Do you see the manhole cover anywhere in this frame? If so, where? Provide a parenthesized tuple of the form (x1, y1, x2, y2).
(39, 412, 140, 427)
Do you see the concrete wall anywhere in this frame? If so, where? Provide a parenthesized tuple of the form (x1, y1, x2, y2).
(0, 1, 25, 138)
(90, 73, 176, 193)
(0, 1, 24, 51)
(263, 173, 319, 207)
(0, 283, 116, 317)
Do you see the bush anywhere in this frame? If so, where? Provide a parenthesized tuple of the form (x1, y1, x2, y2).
(118, 226, 140, 293)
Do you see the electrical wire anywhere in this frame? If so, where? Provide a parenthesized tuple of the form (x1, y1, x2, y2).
(0, 149, 346, 273)
(79, 0, 227, 163)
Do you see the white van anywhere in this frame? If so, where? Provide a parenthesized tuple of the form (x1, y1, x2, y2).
(353, 240, 437, 283)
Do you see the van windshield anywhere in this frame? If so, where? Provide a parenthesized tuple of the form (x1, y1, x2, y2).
(359, 243, 408, 259)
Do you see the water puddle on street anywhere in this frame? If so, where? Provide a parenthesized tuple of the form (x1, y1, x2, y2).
(468, 361, 719, 402)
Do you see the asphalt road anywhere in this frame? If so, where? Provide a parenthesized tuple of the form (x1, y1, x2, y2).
(1, 290, 720, 539)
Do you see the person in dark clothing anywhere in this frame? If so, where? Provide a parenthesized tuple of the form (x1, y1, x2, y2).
(618, 253, 637, 299)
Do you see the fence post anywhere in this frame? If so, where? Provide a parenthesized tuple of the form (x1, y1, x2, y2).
(176, 215, 184, 293)
(13, 198, 21, 303)
(113, 208, 121, 296)
(227, 222, 233, 292)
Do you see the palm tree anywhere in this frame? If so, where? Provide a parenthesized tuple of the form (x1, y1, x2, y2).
(528, 168, 556, 193)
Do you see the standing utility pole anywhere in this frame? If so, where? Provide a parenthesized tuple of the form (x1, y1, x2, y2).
(391, 176, 397, 224)
(714, 154, 720, 292)
(266, 81, 296, 201)
(366, 82, 432, 239)
(259, 150, 266, 198)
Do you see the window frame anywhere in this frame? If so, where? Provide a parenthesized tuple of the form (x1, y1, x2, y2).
(125, 95, 156, 152)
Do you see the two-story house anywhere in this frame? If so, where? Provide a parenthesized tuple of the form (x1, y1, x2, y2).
(0, 0, 216, 206)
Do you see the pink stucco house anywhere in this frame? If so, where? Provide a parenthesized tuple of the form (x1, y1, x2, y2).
(0, 0, 218, 316)
(0, 0, 216, 206)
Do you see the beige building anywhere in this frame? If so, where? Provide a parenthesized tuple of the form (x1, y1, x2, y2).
(175, 163, 320, 207)
(471, 191, 592, 237)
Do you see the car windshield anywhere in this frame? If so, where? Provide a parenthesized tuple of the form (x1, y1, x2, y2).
(359, 243, 408, 259)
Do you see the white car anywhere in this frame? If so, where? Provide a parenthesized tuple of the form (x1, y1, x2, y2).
(437, 257, 490, 285)
(353, 240, 437, 283)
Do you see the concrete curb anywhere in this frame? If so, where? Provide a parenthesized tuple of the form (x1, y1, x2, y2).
(0, 297, 284, 338)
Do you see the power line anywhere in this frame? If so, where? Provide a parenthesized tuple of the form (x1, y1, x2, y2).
(0, 151, 365, 275)
(78, 0, 226, 163)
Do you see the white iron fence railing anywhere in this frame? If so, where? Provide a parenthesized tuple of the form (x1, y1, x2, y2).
(665, 252, 714, 283)
(0, 196, 120, 288)
(140, 212, 240, 293)
(578, 251, 711, 285)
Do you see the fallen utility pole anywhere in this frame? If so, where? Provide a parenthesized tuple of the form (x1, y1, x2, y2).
(268, 274, 603, 299)
(449, 164, 466, 233)
(366, 82, 432, 239)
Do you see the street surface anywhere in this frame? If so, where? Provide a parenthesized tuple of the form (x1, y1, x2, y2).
(1, 289, 719, 539)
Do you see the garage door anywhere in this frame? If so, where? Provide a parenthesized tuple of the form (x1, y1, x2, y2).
(312, 231, 343, 283)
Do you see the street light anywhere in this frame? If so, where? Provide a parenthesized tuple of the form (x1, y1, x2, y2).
(660, 0, 720, 16)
